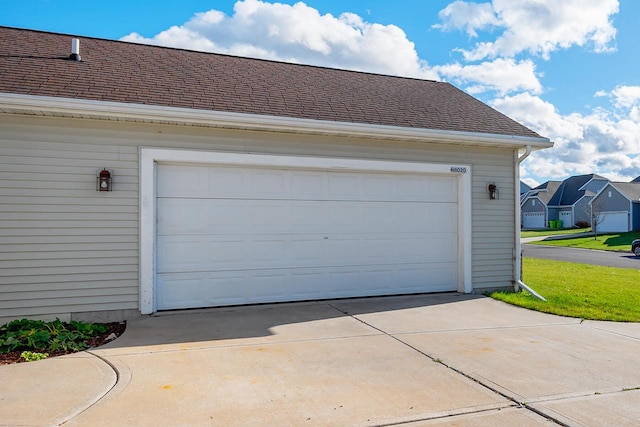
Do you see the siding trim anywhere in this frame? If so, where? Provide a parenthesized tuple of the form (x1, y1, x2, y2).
(0, 93, 552, 149)
(139, 148, 473, 314)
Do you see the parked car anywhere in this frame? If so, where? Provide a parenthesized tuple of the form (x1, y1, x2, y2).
(633, 239, 640, 257)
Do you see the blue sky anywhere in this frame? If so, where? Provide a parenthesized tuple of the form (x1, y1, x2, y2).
(3, 0, 640, 185)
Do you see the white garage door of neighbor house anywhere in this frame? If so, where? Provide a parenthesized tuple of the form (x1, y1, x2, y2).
(598, 211, 628, 233)
(523, 212, 545, 229)
(155, 163, 459, 310)
(559, 211, 572, 227)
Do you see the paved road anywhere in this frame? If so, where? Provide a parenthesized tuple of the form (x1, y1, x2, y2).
(523, 243, 640, 269)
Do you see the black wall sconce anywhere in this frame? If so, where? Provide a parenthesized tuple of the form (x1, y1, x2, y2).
(97, 168, 112, 191)
(487, 183, 498, 200)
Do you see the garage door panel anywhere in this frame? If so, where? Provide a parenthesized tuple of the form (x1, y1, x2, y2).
(156, 164, 460, 309)
(157, 260, 459, 309)
(424, 235, 457, 261)
(523, 212, 545, 229)
(158, 236, 247, 273)
(250, 170, 287, 196)
(363, 175, 394, 198)
(156, 237, 204, 273)
(160, 164, 459, 202)
(328, 173, 360, 198)
(323, 238, 360, 263)
(157, 199, 208, 235)
(424, 204, 458, 232)
(157, 166, 207, 198)
(559, 211, 572, 225)
(598, 212, 628, 233)
(289, 239, 324, 264)
(426, 176, 458, 202)
(159, 199, 457, 236)
(428, 264, 459, 291)
(208, 168, 247, 196)
(159, 232, 457, 273)
(290, 171, 326, 197)
(158, 199, 246, 235)
(156, 273, 204, 310)
(363, 268, 396, 292)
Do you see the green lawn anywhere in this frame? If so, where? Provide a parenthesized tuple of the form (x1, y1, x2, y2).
(521, 228, 590, 238)
(529, 231, 640, 252)
(490, 258, 640, 322)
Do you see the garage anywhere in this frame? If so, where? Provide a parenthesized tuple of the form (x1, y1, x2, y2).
(523, 212, 545, 229)
(559, 211, 572, 228)
(1, 27, 555, 322)
(141, 149, 470, 312)
(597, 211, 629, 233)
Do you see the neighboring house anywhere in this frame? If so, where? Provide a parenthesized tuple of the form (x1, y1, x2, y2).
(590, 182, 640, 232)
(520, 174, 608, 229)
(519, 181, 532, 202)
(632, 176, 640, 183)
(546, 174, 609, 228)
(0, 27, 552, 323)
(520, 181, 562, 228)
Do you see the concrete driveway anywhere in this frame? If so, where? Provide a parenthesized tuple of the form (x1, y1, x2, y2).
(2, 294, 640, 426)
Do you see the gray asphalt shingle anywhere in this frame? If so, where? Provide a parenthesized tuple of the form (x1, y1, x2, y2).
(0, 26, 545, 139)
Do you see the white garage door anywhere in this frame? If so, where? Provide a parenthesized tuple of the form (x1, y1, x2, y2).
(156, 163, 459, 310)
(559, 211, 572, 228)
(598, 212, 628, 233)
(523, 212, 545, 229)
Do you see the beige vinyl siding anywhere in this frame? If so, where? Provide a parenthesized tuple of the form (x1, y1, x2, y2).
(470, 162, 515, 288)
(1, 114, 518, 320)
(0, 116, 139, 322)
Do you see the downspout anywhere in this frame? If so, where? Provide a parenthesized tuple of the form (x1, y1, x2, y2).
(515, 145, 547, 301)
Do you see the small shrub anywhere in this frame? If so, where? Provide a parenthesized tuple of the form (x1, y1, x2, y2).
(20, 351, 49, 362)
(575, 220, 590, 228)
(0, 318, 109, 354)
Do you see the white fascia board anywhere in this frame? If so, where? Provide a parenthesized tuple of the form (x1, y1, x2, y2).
(0, 93, 553, 149)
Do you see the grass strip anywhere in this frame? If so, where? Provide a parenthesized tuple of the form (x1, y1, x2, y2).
(529, 231, 640, 252)
(490, 258, 640, 322)
(521, 228, 590, 238)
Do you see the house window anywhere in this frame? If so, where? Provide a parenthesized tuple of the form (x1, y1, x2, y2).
(532, 200, 536, 206)
(608, 191, 612, 198)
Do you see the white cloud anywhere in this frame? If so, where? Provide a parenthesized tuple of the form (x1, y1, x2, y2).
(494, 92, 640, 182)
(433, 1, 501, 37)
(117, 0, 636, 183)
(435, 58, 542, 95)
(121, 0, 437, 79)
(609, 85, 640, 109)
(436, 0, 619, 60)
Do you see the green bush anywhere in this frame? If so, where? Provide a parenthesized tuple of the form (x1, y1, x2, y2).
(0, 318, 108, 354)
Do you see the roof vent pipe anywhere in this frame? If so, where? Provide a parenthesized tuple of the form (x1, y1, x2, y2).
(69, 38, 81, 61)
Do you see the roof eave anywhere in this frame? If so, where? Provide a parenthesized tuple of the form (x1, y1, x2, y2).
(0, 93, 553, 149)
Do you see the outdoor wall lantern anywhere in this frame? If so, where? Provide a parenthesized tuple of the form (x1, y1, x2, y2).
(487, 183, 498, 200)
(97, 168, 112, 192)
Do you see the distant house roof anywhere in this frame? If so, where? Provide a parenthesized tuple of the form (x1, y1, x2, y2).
(547, 174, 607, 206)
(520, 181, 532, 194)
(0, 26, 549, 142)
(527, 181, 562, 204)
(632, 176, 640, 183)
(607, 182, 640, 202)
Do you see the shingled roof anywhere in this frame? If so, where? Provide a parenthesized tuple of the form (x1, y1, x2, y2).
(548, 174, 607, 206)
(0, 26, 545, 140)
(529, 181, 563, 204)
(608, 182, 640, 202)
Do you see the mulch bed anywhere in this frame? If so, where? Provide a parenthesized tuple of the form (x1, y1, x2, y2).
(0, 321, 126, 365)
